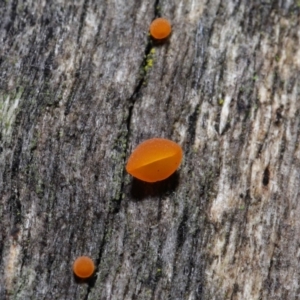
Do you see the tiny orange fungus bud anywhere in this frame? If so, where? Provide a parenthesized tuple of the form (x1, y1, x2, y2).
(150, 18, 172, 40)
(73, 256, 95, 279)
(126, 138, 183, 182)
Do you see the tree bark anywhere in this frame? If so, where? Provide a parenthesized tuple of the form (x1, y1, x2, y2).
(0, 0, 300, 299)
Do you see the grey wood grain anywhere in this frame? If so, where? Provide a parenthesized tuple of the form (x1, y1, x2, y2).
(0, 0, 299, 299)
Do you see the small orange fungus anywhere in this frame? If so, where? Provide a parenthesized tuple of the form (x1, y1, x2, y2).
(150, 18, 172, 40)
(126, 138, 183, 182)
(73, 256, 95, 279)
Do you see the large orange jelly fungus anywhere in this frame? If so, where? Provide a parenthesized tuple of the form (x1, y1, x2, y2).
(73, 256, 95, 279)
(150, 18, 172, 40)
(126, 138, 183, 182)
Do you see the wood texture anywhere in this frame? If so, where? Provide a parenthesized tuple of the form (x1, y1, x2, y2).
(0, 0, 300, 299)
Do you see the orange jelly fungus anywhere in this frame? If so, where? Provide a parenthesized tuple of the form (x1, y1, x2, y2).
(73, 256, 95, 279)
(150, 18, 172, 40)
(126, 138, 183, 182)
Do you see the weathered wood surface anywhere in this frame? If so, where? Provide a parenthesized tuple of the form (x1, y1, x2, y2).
(0, 0, 300, 299)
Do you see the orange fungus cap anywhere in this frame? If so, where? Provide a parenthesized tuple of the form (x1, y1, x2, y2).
(73, 256, 95, 279)
(126, 138, 183, 182)
(150, 18, 172, 39)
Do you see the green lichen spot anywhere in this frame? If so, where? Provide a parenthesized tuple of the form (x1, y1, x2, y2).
(150, 48, 156, 55)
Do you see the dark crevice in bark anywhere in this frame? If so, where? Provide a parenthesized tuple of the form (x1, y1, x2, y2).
(44, 51, 55, 79)
(127, 30, 155, 102)
(181, 230, 199, 297)
(147, 198, 165, 299)
(165, 207, 190, 297)
(9, 192, 22, 226)
(77, 0, 90, 44)
(154, 0, 161, 18)
(112, 0, 162, 213)
(84, 215, 111, 299)
(9, 132, 23, 226)
(261, 193, 281, 298)
(4, 0, 18, 41)
(231, 0, 243, 17)
(186, 103, 200, 149)
(64, 77, 81, 116)
(123, 279, 131, 300)
(262, 166, 270, 186)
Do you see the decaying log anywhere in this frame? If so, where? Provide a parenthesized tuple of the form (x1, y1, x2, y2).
(0, 0, 300, 299)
